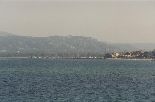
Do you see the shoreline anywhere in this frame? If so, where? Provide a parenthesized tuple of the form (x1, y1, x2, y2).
(106, 58, 155, 61)
(0, 57, 154, 61)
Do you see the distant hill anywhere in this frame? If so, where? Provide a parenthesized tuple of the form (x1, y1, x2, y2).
(0, 33, 118, 57)
(111, 43, 138, 51)
(0, 31, 15, 36)
(130, 43, 155, 51)
(0, 31, 140, 57)
(113, 43, 155, 51)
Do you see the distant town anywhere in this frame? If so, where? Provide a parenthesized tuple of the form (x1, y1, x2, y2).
(104, 50, 155, 59)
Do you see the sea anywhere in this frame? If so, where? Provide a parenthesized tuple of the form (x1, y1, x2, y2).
(0, 58, 155, 102)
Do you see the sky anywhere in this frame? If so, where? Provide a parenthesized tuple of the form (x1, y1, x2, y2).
(0, 0, 155, 43)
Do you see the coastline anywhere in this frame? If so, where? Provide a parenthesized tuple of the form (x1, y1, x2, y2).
(106, 58, 155, 61)
(0, 57, 29, 59)
(0, 56, 154, 61)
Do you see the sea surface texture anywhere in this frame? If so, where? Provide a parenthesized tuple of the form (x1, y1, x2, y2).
(0, 58, 155, 102)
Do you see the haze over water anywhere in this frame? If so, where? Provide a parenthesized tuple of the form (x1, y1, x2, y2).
(0, 0, 155, 43)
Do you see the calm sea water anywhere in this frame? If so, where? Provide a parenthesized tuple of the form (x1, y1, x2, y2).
(0, 58, 155, 102)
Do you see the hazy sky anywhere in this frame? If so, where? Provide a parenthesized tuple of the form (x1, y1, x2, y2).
(0, 0, 155, 43)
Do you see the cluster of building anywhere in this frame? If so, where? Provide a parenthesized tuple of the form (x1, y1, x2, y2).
(104, 50, 155, 59)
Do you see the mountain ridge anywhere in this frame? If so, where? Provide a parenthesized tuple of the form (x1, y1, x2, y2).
(0, 31, 143, 57)
(0, 33, 116, 57)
